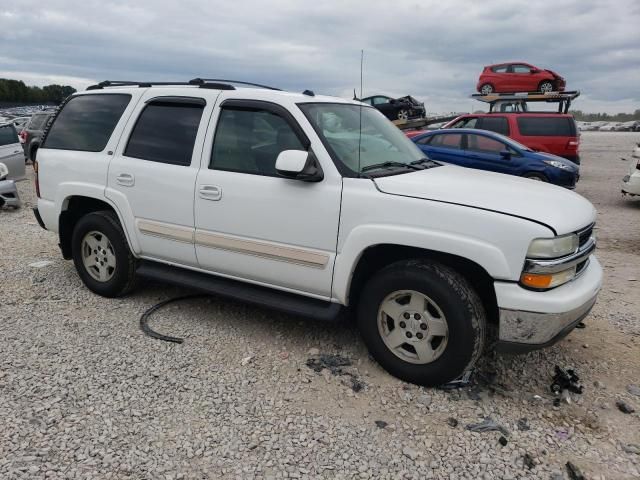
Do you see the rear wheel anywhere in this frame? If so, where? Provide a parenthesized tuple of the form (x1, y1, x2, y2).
(357, 260, 486, 386)
(524, 172, 548, 182)
(539, 81, 554, 93)
(480, 84, 494, 94)
(71, 211, 137, 297)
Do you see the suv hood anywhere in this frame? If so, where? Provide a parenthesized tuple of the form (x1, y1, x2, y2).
(374, 165, 595, 235)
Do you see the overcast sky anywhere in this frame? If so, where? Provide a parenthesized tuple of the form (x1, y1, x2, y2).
(1, 0, 638, 113)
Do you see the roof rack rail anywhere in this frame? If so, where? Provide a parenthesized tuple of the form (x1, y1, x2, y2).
(86, 80, 236, 91)
(190, 78, 282, 91)
(471, 90, 580, 114)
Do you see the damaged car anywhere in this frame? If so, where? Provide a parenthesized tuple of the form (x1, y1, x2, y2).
(622, 143, 640, 197)
(359, 95, 425, 121)
(0, 162, 21, 209)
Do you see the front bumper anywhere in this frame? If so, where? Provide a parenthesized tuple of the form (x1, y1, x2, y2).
(0, 179, 21, 208)
(494, 256, 602, 353)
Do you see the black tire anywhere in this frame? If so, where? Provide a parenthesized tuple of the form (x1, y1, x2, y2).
(71, 210, 137, 297)
(479, 83, 494, 94)
(539, 81, 554, 93)
(357, 260, 486, 386)
(524, 172, 548, 182)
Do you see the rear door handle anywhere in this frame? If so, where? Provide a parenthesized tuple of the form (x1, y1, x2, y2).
(199, 185, 222, 201)
(116, 173, 135, 187)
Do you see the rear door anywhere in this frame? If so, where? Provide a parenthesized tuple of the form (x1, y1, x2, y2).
(0, 124, 25, 179)
(515, 116, 577, 158)
(416, 133, 466, 166)
(106, 93, 216, 266)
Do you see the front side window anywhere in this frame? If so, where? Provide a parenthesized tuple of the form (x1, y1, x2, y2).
(373, 97, 390, 105)
(467, 134, 507, 154)
(430, 133, 462, 149)
(479, 116, 509, 135)
(211, 108, 304, 176)
(125, 101, 204, 166)
(299, 103, 425, 175)
(43, 94, 131, 152)
(0, 125, 18, 146)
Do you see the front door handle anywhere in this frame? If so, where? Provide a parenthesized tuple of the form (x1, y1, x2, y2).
(116, 173, 135, 187)
(199, 185, 222, 201)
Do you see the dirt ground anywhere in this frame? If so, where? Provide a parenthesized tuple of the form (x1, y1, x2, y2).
(1, 131, 639, 479)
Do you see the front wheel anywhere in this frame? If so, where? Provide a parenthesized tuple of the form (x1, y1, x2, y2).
(357, 260, 486, 386)
(71, 211, 137, 297)
(539, 81, 554, 93)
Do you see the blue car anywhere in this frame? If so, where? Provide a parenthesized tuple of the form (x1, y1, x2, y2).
(411, 128, 579, 188)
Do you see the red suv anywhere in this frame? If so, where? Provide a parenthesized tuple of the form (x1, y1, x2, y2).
(443, 113, 580, 164)
(477, 63, 566, 94)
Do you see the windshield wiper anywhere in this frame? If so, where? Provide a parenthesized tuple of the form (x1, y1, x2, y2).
(410, 157, 439, 168)
(361, 161, 421, 173)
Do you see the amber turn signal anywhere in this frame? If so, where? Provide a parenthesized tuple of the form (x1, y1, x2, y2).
(520, 273, 553, 289)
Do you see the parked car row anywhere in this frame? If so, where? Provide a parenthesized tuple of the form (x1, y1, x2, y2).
(578, 120, 640, 132)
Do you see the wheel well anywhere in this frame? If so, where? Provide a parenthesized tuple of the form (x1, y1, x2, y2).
(348, 244, 498, 325)
(58, 196, 117, 259)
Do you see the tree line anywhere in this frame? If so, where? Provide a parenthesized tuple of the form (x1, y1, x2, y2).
(0, 79, 76, 104)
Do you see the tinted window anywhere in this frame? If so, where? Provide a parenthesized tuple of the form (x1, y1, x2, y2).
(430, 134, 462, 149)
(28, 114, 50, 130)
(415, 135, 432, 145)
(467, 134, 507, 154)
(125, 101, 204, 166)
(479, 116, 510, 135)
(44, 95, 131, 151)
(211, 108, 304, 176)
(0, 125, 18, 146)
(517, 117, 576, 136)
(451, 117, 478, 129)
(492, 65, 508, 73)
(512, 65, 531, 73)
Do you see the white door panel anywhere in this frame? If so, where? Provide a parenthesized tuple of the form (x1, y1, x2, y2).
(194, 170, 340, 296)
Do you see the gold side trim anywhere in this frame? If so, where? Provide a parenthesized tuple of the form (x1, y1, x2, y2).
(194, 230, 329, 268)
(136, 219, 194, 243)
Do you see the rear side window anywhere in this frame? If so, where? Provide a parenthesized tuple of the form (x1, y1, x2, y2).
(43, 94, 131, 152)
(0, 125, 18, 146)
(517, 117, 576, 137)
(479, 117, 509, 135)
(430, 133, 462, 149)
(125, 101, 204, 166)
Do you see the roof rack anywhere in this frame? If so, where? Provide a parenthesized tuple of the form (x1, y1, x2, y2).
(189, 78, 282, 91)
(471, 91, 580, 114)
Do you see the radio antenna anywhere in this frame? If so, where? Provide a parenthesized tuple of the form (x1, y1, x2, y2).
(360, 49, 364, 98)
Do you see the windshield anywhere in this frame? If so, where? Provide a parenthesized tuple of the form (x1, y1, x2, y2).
(298, 103, 425, 175)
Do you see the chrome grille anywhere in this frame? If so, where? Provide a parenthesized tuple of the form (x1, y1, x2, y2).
(577, 224, 594, 249)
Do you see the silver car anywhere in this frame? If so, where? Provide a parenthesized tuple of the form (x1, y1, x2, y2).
(0, 162, 21, 208)
(0, 123, 26, 180)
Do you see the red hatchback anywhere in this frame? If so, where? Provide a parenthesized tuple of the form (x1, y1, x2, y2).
(477, 62, 566, 94)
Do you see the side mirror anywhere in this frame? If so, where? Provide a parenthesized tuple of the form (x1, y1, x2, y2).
(500, 150, 512, 160)
(530, 68, 540, 74)
(275, 150, 324, 182)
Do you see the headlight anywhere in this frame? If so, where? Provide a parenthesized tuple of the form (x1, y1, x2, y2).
(527, 234, 578, 259)
(543, 160, 573, 171)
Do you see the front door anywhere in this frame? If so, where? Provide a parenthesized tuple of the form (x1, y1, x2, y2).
(464, 133, 513, 175)
(106, 93, 215, 266)
(194, 100, 341, 298)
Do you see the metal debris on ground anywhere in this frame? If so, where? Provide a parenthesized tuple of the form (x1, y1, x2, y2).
(550, 365, 583, 396)
(566, 461, 585, 480)
(523, 453, 535, 470)
(465, 417, 509, 436)
(437, 369, 474, 390)
(305, 354, 365, 393)
(517, 417, 531, 431)
(616, 400, 636, 414)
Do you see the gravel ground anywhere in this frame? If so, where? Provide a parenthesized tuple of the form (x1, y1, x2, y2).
(1, 131, 639, 479)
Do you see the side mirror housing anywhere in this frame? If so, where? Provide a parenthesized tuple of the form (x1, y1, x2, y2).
(275, 150, 324, 182)
(500, 149, 512, 160)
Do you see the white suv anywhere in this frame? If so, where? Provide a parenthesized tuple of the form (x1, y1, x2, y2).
(33, 79, 602, 386)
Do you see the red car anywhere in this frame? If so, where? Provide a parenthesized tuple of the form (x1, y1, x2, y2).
(477, 62, 566, 94)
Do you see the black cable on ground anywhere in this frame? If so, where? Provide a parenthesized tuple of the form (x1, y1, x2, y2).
(139, 294, 211, 344)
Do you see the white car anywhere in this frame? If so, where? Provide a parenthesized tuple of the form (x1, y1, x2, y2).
(622, 143, 640, 196)
(0, 122, 25, 180)
(33, 79, 602, 386)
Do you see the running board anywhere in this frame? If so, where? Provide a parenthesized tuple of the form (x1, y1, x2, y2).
(136, 260, 344, 322)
